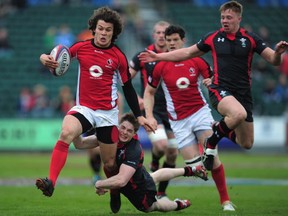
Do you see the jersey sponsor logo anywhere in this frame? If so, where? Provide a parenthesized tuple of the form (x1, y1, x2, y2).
(176, 77, 190, 89)
(89, 65, 103, 78)
(174, 63, 184, 67)
(189, 67, 196, 76)
(240, 38, 247, 47)
(217, 37, 225, 42)
(94, 50, 104, 54)
(107, 59, 113, 65)
(106, 59, 113, 69)
(127, 160, 136, 165)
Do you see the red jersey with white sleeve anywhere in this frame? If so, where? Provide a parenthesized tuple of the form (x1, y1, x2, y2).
(69, 39, 130, 110)
(148, 57, 213, 120)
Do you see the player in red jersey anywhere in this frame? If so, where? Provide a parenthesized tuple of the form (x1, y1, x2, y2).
(35, 7, 155, 202)
(73, 112, 207, 213)
(139, 1, 288, 171)
(129, 21, 178, 199)
(144, 25, 235, 211)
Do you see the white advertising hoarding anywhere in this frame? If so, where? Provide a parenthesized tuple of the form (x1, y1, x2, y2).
(254, 116, 287, 147)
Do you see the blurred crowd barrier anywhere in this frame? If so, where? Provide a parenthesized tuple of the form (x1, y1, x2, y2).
(0, 117, 287, 150)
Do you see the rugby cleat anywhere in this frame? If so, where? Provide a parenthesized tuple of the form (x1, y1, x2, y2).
(222, 201, 236, 211)
(184, 165, 208, 181)
(35, 177, 54, 197)
(174, 198, 191, 211)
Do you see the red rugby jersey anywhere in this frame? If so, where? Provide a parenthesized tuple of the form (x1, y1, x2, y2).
(69, 39, 130, 110)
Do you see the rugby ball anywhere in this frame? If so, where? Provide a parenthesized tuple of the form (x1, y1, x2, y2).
(49, 45, 71, 76)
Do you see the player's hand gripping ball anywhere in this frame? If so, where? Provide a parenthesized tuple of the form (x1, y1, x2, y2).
(49, 45, 71, 76)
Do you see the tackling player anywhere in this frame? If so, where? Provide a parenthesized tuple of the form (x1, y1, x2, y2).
(73, 112, 208, 213)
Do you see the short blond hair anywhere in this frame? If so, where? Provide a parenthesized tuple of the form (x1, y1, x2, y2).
(153, 21, 170, 33)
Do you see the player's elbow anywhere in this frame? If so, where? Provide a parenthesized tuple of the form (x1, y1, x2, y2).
(72, 138, 83, 149)
(116, 178, 129, 188)
(73, 143, 87, 150)
(144, 90, 155, 103)
(73, 143, 82, 149)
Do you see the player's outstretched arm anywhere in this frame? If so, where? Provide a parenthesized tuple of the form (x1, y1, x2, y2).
(261, 40, 288, 65)
(143, 84, 158, 130)
(202, 77, 213, 88)
(122, 79, 156, 133)
(73, 135, 99, 149)
(95, 164, 135, 194)
(138, 44, 204, 63)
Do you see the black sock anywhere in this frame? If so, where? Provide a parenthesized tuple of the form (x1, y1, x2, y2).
(151, 151, 161, 164)
(90, 154, 101, 173)
(175, 200, 182, 211)
(207, 119, 232, 149)
(183, 166, 192, 177)
(228, 130, 237, 144)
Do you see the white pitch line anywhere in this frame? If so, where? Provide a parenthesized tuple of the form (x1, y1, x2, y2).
(1, 177, 288, 186)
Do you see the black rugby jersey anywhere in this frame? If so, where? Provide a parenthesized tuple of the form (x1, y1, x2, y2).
(130, 44, 167, 108)
(197, 28, 267, 90)
(116, 138, 155, 195)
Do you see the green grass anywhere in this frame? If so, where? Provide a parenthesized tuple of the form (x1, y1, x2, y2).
(0, 151, 288, 215)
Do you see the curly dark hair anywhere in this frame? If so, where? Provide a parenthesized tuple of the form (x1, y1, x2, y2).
(88, 7, 123, 43)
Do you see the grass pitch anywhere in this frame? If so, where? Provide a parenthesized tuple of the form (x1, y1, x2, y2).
(0, 151, 288, 216)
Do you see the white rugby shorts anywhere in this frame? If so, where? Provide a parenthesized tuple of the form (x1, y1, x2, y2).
(169, 105, 213, 149)
(69, 105, 119, 128)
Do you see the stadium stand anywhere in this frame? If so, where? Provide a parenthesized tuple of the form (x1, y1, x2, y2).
(1, 6, 94, 118)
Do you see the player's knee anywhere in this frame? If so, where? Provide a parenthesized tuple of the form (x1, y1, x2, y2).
(168, 138, 178, 149)
(213, 155, 222, 168)
(152, 140, 166, 155)
(102, 154, 116, 171)
(103, 161, 116, 172)
(241, 142, 253, 149)
(233, 110, 247, 122)
(59, 128, 76, 143)
(239, 138, 254, 149)
(73, 143, 81, 149)
(166, 148, 178, 162)
(149, 128, 168, 151)
(167, 153, 177, 163)
(185, 155, 203, 167)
